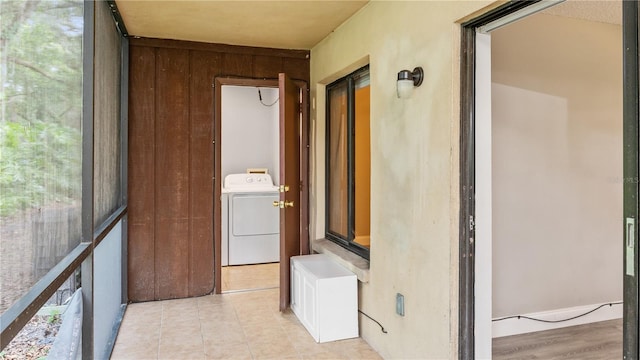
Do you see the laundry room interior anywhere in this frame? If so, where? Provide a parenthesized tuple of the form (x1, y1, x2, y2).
(221, 85, 281, 292)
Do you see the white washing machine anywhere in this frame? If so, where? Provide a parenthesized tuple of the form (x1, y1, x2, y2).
(221, 173, 280, 266)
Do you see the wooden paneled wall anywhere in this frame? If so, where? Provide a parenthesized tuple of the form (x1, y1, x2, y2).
(128, 38, 310, 302)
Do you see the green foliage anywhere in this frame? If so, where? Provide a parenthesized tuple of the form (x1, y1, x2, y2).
(0, 0, 83, 217)
(0, 120, 81, 216)
(47, 308, 61, 324)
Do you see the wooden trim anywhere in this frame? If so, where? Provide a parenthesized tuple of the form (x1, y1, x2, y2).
(216, 77, 278, 88)
(300, 82, 310, 255)
(214, 78, 222, 295)
(278, 73, 302, 311)
(130, 37, 310, 60)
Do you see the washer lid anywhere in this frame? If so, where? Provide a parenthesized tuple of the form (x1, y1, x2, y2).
(223, 173, 278, 192)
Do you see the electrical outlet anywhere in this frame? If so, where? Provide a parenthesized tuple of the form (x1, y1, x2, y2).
(396, 293, 405, 316)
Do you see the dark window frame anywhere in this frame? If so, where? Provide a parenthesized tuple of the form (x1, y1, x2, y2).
(325, 65, 370, 260)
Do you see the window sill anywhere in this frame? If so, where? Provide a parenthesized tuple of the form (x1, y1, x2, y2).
(311, 239, 370, 283)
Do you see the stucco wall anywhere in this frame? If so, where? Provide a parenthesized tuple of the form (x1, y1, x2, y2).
(310, 2, 493, 358)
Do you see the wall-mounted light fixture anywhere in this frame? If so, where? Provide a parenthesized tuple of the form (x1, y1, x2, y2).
(397, 67, 424, 99)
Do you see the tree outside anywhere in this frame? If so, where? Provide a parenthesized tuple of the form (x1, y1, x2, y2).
(0, 0, 83, 316)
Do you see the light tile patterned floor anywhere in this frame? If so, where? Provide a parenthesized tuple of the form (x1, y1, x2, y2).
(111, 288, 382, 360)
(222, 263, 280, 292)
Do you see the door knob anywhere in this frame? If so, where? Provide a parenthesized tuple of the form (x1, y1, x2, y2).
(272, 200, 295, 208)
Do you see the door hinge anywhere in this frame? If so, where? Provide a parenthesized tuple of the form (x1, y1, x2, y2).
(469, 215, 475, 232)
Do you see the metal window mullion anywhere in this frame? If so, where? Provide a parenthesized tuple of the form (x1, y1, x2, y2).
(81, 0, 96, 358)
(120, 35, 129, 305)
(324, 86, 332, 240)
(347, 77, 355, 242)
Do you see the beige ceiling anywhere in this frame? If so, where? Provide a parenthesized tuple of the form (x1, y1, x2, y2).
(542, 0, 621, 25)
(115, 0, 369, 50)
(115, 0, 621, 50)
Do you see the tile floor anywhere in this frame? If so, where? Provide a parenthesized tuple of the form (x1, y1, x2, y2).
(112, 262, 381, 360)
(221, 263, 280, 292)
(111, 288, 381, 360)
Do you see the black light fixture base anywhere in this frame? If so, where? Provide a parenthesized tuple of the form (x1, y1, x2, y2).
(412, 67, 424, 87)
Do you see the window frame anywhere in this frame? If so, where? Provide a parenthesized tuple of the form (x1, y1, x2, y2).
(324, 65, 370, 260)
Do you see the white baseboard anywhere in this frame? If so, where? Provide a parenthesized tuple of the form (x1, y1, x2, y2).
(492, 301, 623, 338)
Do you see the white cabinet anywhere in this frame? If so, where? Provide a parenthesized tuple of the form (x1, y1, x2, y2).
(290, 254, 358, 343)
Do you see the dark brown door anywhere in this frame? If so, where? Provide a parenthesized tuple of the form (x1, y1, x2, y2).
(278, 73, 301, 311)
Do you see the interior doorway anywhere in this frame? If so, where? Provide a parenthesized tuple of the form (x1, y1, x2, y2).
(219, 84, 281, 293)
(483, 4, 623, 357)
(459, 1, 638, 359)
(213, 76, 309, 311)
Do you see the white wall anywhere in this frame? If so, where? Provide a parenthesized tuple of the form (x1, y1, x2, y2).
(491, 14, 622, 318)
(221, 85, 279, 184)
(310, 1, 494, 358)
(475, 31, 493, 358)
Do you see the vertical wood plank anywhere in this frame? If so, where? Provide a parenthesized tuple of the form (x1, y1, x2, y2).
(252, 55, 283, 79)
(188, 50, 220, 296)
(223, 53, 252, 76)
(128, 46, 156, 302)
(154, 47, 190, 299)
